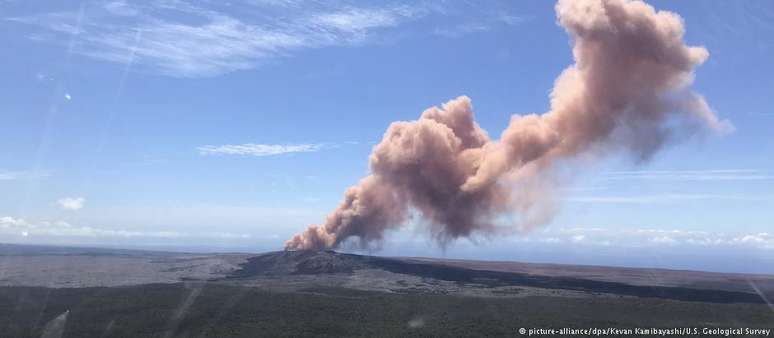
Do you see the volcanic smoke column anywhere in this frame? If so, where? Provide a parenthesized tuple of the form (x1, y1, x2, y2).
(285, 0, 733, 251)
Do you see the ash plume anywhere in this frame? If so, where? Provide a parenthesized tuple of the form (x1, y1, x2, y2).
(285, 0, 732, 251)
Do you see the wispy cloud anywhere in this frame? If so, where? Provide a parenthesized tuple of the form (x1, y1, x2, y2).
(433, 22, 490, 37)
(602, 169, 774, 181)
(309, 6, 412, 35)
(7, 1, 529, 77)
(517, 226, 774, 250)
(0, 170, 51, 181)
(7, 1, 422, 77)
(57, 197, 85, 211)
(567, 193, 769, 204)
(433, 14, 529, 37)
(747, 112, 774, 117)
(0, 216, 251, 240)
(197, 143, 325, 156)
(635, 229, 774, 250)
(567, 169, 774, 204)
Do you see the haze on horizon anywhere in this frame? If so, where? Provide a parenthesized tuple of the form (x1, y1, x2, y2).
(0, 0, 772, 274)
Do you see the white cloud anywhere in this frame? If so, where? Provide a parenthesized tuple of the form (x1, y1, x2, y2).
(650, 236, 677, 245)
(0, 216, 26, 227)
(8, 1, 528, 77)
(602, 169, 774, 181)
(541, 237, 562, 244)
(0, 172, 20, 180)
(0, 216, 251, 240)
(8, 1, 422, 77)
(103, 0, 140, 17)
(0, 170, 50, 180)
(433, 22, 489, 37)
(433, 13, 529, 37)
(534, 226, 774, 251)
(310, 7, 405, 34)
(567, 193, 769, 204)
(197, 143, 325, 156)
(732, 233, 774, 249)
(57, 197, 85, 211)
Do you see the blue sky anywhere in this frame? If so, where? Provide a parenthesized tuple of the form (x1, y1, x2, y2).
(1, 0, 773, 273)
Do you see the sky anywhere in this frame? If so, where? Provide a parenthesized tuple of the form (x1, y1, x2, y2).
(1, 0, 773, 273)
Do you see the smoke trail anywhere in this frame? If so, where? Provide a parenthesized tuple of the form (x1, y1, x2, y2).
(285, 0, 732, 251)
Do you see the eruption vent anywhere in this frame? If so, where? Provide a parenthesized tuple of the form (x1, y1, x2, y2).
(286, 0, 732, 251)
